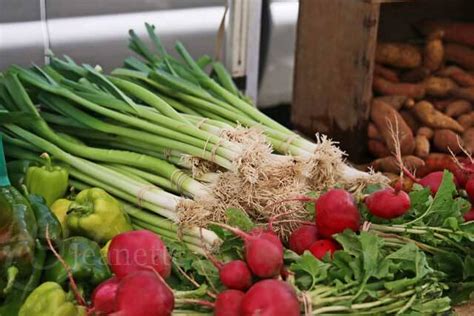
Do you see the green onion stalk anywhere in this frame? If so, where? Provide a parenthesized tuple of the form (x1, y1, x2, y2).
(11, 66, 240, 172)
(1, 72, 209, 199)
(1, 128, 220, 250)
(120, 25, 384, 188)
(48, 53, 379, 191)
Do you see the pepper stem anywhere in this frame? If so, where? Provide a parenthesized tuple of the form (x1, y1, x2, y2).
(67, 203, 93, 216)
(40, 152, 53, 171)
(3, 266, 19, 295)
(21, 184, 30, 196)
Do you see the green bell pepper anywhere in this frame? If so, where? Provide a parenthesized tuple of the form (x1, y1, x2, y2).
(43, 236, 111, 288)
(25, 153, 69, 206)
(0, 136, 43, 315)
(28, 193, 63, 245)
(0, 240, 46, 316)
(6, 160, 37, 191)
(0, 185, 37, 280)
(0, 139, 37, 287)
(18, 282, 86, 316)
(67, 188, 132, 244)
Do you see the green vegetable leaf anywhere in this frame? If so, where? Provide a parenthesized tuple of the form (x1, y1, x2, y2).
(404, 171, 466, 227)
(363, 183, 385, 195)
(225, 208, 255, 232)
(290, 252, 330, 290)
(192, 259, 220, 291)
(387, 242, 431, 279)
(433, 252, 464, 280)
(304, 191, 318, 217)
(334, 230, 362, 257)
(464, 256, 474, 280)
(360, 232, 382, 278)
(426, 171, 458, 226)
(408, 186, 432, 218)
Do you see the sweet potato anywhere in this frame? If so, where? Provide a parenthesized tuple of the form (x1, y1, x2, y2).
(374, 64, 399, 82)
(400, 67, 431, 83)
(445, 100, 471, 117)
(367, 123, 382, 140)
(371, 155, 425, 173)
(413, 101, 464, 133)
(373, 96, 412, 111)
(375, 42, 422, 69)
(417, 20, 474, 47)
(451, 86, 474, 102)
(431, 98, 455, 111)
(373, 76, 425, 99)
(417, 126, 434, 140)
(370, 99, 415, 155)
(445, 43, 474, 71)
(400, 110, 420, 132)
(437, 66, 474, 87)
(423, 30, 444, 72)
(404, 98, 416, 109)
(414, 135, 430, 158)
(458, 112, 474, 129)
(433, 129, 463, 154)
(423, 76, 458, 97)
(463, 127, 474, 154)
(368, 140, 391, 158)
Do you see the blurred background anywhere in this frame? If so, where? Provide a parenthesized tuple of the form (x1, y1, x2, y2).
(0, 0, 298, 114)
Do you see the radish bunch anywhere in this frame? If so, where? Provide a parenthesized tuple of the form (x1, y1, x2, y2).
(92, 230, 174, 316)
(286, 189, 360, 260)
(213, 223, 300, 315)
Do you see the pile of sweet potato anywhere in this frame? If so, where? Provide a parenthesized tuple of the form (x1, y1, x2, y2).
(369, 20, 474, 175)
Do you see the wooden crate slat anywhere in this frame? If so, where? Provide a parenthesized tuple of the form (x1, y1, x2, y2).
(292, 0, 380, 162)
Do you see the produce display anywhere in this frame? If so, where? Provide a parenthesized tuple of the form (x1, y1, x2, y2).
(369, 20, 474, 184)
(0, 23, 472, 315)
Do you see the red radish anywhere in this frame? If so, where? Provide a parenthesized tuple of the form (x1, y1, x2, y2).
(308, 239, 338, 260)
(249, 215, 285, 253)
(464, 207, 474, 221)
(465, 177, 474, 201)
(404, 168, 459, 195)
(418, 171, 445, 194)
(92, 277, 120, 315)
(214, 290, 245, 316)
(113, 271, 174, 316)
(249, 228, 284, 254)
(452, 166, 469, 188)
(315, 189, 360, 238)
(208, 256, 252, 291)
(108, 230, 171, 279)
(288, 224, 319, 255)
(240, 279, 300, 316)
(365, 188, 411, 219)
(216, 224, 284, 278)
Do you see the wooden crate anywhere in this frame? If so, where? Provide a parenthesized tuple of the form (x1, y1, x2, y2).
(292, 0, 474, 163)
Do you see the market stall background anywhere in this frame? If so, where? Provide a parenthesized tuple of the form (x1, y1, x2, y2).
(0, 0, 297, 110)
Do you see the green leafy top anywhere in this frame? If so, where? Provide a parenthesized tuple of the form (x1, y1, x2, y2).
(291, 231, 434, 293)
